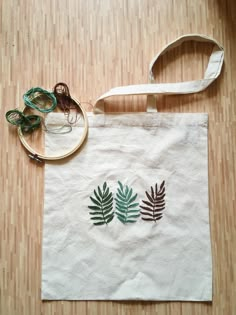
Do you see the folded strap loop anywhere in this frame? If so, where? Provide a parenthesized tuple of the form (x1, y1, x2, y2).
(94, 34, 224, 114)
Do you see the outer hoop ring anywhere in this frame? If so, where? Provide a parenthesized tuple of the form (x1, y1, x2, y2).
(17, 96, 88, 161)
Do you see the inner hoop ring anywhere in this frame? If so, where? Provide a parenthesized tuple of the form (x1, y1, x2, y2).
(17, 95, 88, 161)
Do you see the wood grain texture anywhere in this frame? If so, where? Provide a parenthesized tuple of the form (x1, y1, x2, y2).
(0, 0, 235, 314)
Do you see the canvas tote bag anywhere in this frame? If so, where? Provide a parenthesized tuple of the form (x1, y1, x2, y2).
(42, 34, 224, 301)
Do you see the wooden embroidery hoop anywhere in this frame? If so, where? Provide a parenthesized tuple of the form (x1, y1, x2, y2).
(17, 95, 88, 161)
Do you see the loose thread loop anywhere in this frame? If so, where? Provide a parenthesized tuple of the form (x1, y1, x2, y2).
(42, 118, 72, 134)
(6, 83, 85, 134)
(5, 109, 41, 133)
(23, 87, 57, 113)
(53, 83, 81, 124)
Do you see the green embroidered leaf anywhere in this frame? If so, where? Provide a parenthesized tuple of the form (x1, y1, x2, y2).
(140, 180, 166, 223)
(106, 215, 114, 224)
(88, 205, 101, 211)
(98, 186, 103, 198)
(103, 204, 113, 211)
(117, 188, 125, 197)
(115, 182, 140, 224)
(127, 189, 133, 202)
(126, 209, 140, 214)
(103, 182, 107, 191)
(89, 211, 102, 215)
(88, 182, 114, 226)
(115, 212, 126, 220)
(116, 214, 126, 223)
(91, 216, 104, 220)
(104, 213, 114, 221)
(118, 181, 123, 192)
(103, 197, 113, 207)
(103, 208, 113, 215)
(103, 187, 110, 199)
(128, 214, 140, 219)
(128, 202, 139, 208)
(94, 190, 102, 203)
(93, 222, 106, 226)
(115, 199, 126, 208)
(116, 192, 126, 202)
(103, 192, 113, 203)
(128, 193, 138, 204)
(90, 196, 101, 206)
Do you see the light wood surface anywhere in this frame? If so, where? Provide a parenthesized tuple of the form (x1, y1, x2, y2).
(0, 0, 235, 315)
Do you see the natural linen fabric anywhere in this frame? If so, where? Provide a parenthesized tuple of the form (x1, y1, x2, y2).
(42, 112, 211, 301)
(42, 34, 224, 301)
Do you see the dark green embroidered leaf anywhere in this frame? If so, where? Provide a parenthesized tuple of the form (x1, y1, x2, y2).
(89, 211, 103, 215)
(103, 204, 113, 212)
(103, 192, 113, 203)
(91, 216, 104, 220)
(103, 188, 110, 199)
(98, 186, 103, 198)
(115, 182, 140, 224)
(94, 190, 102, 203)
(88, 182, 114, 226)
(140, 180, 166, 223)
(88, 205, 101, 211)
(103, 197, 113, 207)
(103, 182, 107, 191)
(104, 213, 114, 221)
(93, 222, 106, 226)
(90, 196, 101, 206)
(106, 215, 114, 224)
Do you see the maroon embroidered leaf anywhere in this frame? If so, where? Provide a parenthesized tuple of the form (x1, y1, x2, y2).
(140, 180, 166, 222)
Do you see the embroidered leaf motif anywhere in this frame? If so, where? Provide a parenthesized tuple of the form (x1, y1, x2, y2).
(140, 181, 166, 222)
(88, 182, 114, 225)
(115, 181, 140, 224)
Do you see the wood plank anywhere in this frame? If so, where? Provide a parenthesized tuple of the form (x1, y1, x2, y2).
(0, 0, 235, 314)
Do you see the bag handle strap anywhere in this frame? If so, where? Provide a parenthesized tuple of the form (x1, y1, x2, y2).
(93, 34, 224, 114)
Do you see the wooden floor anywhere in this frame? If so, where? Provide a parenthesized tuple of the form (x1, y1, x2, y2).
(1, 0, 236, 314)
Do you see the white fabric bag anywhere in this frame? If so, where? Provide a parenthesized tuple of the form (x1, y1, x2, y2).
(42, 35, 224, 301)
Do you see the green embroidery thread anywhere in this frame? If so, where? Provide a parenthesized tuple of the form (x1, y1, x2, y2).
(115, 181, 140, 224)
(88, 182, 114, 226)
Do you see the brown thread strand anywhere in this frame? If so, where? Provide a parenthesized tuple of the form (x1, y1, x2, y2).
(53, 83, 82, 124)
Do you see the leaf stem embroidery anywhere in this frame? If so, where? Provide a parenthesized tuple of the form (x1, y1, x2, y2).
(140, 181, 166, 222)
(115, 181, 140, 224)
(88, 182, 114, 226)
